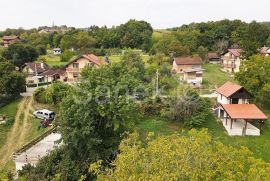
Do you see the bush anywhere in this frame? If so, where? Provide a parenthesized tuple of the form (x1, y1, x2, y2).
(60, 50, 75, 62)
(4, 117, 15, 128)
(33, 87, 47, 104)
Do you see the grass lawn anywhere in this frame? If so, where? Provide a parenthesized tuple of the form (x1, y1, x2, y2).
(40, 55, 67, 67)
(104, 54, 150, 64)
(202, 64, 234, 93)
(0, 99, 21, 147)
(205, 113, 270, 162)
(135, 116, 182, 139)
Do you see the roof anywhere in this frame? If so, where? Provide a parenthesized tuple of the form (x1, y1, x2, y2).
(227, 49, 243, 57)
(216, 81, 242, 97)
(2, 36, 19, 40)
(221, 104, 267, 120)
(53, 48, 61, 51)
(208, 52, 220, 59)
(22, 62, 48, 74)
(174, 56, 202, 65)
(66, 54, 106, 67)
(259, 47, 270, 54)
(39, 69, 66, 76)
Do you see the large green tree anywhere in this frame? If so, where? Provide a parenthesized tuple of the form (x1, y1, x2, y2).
(3, 43, 39, 67)
(236, 55, 270, 106)
(0, 61, 25, 96)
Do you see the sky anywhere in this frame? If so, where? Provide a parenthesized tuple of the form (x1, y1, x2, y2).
(1, 0, 270, 30)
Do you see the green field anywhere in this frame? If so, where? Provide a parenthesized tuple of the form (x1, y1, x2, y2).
(202, 64, 235, 93)
(40, 55, 67, 67)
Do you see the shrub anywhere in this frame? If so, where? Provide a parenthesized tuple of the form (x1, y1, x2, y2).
(33, 87, 47, 104)
(60, 50, 75, 62)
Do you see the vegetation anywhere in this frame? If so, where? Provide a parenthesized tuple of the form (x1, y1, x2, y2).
(91, 129, 270, 180)
(236, 55, 270, 106)
(33, 81, 71, 105)
(168, 86, 211, 128)
(2, 43, 39, 66)
(0, 61, 25, 98)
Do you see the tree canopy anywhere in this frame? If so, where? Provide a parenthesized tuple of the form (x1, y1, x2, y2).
(91, 129, 270, 180)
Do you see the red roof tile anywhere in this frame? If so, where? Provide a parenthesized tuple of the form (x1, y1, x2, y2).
(228, 49, 242, 57)
(66, 54, 107, 67)
(221, 104, 267, 120)
(174, 56, 202, 65)
(216, 81, 242, 97)
(2, 36, 19, 40)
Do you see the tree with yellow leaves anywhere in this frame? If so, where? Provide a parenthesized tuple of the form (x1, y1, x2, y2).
(90, 129, 270, 181)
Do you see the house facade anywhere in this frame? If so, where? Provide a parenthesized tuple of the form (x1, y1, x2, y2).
(22, 62, 66, 85)
(22, 62, 49, 84)
(2, 36, 20, 47)
(221, 49, 243, 73)
(183, 69, 203, 85)
(65, 54, 106, 82)
(207, 52, 220, 64)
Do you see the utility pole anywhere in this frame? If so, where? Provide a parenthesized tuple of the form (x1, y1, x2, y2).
(156, 69, 159, 96)
(35, 63, 39, 88)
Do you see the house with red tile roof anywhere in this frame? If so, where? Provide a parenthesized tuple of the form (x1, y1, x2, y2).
(65, 54, 107, 82)
(215, 81, 267, 136)
(2, 36, 20, 47)
(172, 56, 203, 86)
(221, 49, 244, 73)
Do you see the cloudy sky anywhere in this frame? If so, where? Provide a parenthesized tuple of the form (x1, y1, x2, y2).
(1, 0, 269, 30)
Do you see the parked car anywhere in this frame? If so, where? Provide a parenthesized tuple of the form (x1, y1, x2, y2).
(33, 109, 55, 121)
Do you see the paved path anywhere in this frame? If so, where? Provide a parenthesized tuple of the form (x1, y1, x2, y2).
(13, 132, 61, 171)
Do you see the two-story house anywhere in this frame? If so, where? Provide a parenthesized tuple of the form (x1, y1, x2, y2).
(216, 81, 251, 118)
(65, 54, 106, 82)
(172, 56, 203, 85)
(2, 36, 20, 47)
(215, 81, 267, 136)
(221, 49, 243, 73)
(22, 62, 49, 84)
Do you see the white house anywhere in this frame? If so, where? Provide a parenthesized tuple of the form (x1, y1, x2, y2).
(215, 81, 267, 136)
(53, 48, 62, 55)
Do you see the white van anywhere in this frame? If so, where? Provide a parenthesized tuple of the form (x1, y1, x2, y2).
(33, 109, 55, 121)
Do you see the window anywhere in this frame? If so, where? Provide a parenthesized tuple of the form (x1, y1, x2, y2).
(28, 80, 34, 84)
(73, 73, 79, 78)
(73, 63, 79, 68)
(220, 95, 223, 100)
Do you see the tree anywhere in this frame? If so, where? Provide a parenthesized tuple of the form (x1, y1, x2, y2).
(236, 55, 270, 106)
(118, 19, 153, 51)
(3, 43, 39, 67)
(91, 129, 270, 180)
(168, 86, 210, 128)
(0, 61, 25, 96)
